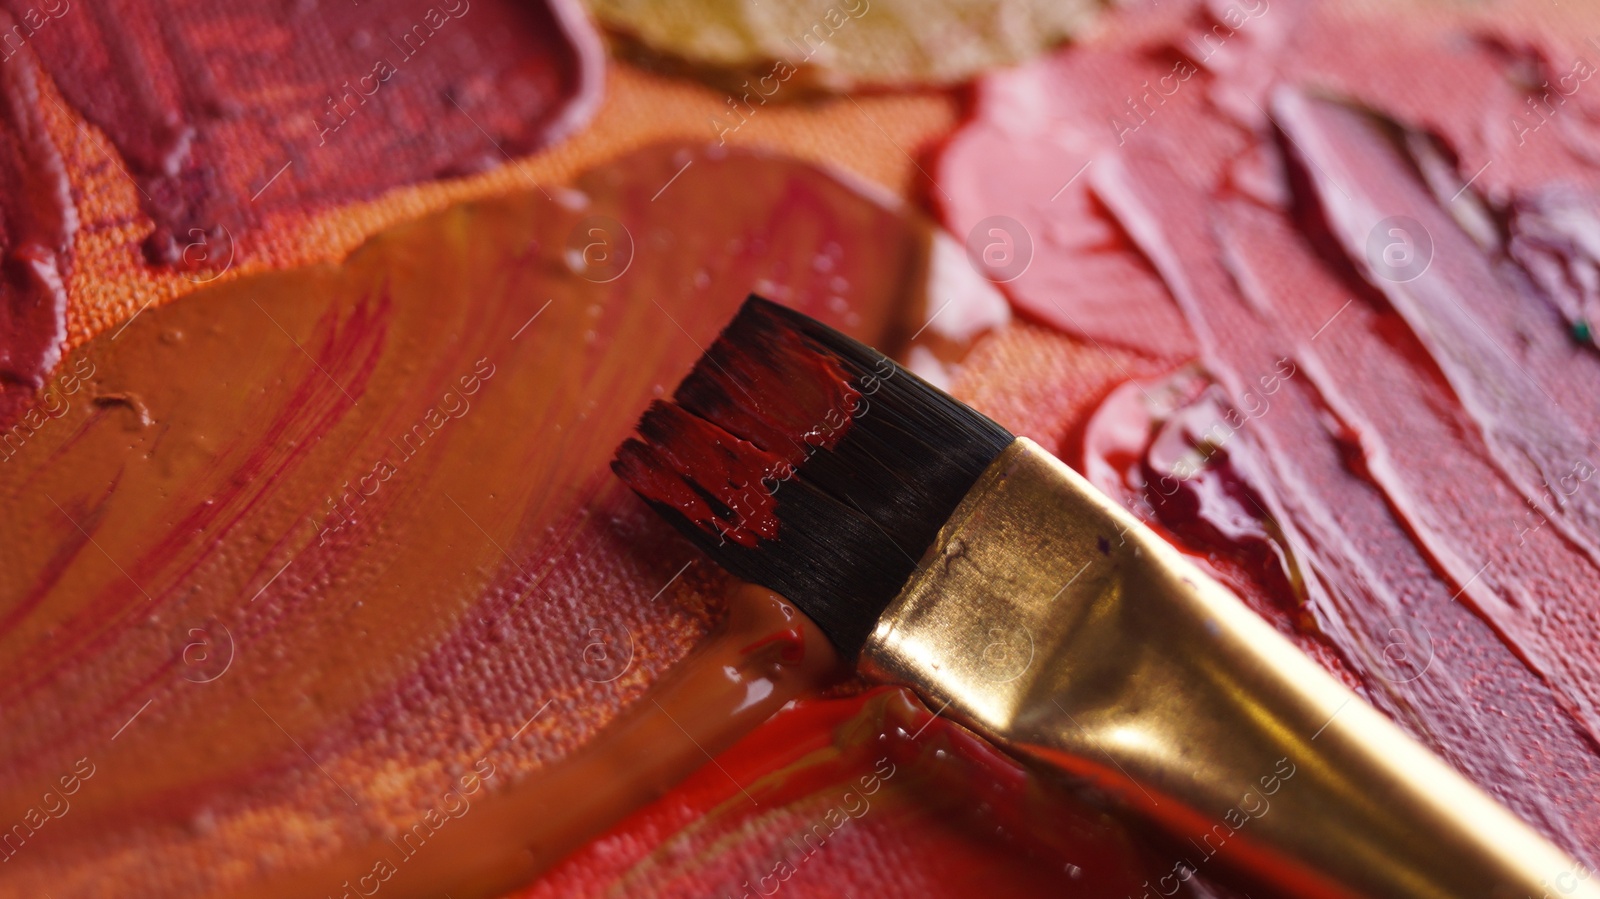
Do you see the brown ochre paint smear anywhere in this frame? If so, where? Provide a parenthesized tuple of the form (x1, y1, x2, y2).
(0, 142, 1010, 898)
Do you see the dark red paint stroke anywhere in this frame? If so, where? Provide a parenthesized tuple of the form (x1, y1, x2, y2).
(1090, 148, 1600, 858)
(1270, 90, 1600, 569)
(0, 10, 72, 421)
(8, 0, 602, 267)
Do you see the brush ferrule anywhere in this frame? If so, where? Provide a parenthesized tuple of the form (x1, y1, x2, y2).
(860, 437, 1589, 899)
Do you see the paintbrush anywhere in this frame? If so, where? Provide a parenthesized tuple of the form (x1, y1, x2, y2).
(612, 295, 1595, 899)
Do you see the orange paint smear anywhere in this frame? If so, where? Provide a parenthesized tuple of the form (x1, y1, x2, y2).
(0, 142, 1003, 896)
(256, 586, 840, 899)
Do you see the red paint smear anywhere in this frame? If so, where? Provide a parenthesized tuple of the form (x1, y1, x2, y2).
(934, 4, 1243, 361)
(1091, 149, 1600, 854)
(0, 9, 72, 420)
(524, 688, 1158, 899)
(938, 0, 1600, 882)
(7, 0, 601, 267)
(1270, 90, 1600, 579)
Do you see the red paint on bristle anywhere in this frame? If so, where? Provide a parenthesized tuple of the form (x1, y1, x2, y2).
(615, 304, 861, 547)
(616, 404, 786, 548)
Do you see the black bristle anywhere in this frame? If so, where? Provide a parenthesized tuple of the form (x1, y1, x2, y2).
(611, 295, 1013, 657)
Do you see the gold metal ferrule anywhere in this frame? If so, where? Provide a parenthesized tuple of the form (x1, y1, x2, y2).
(860, 437, 1593, 899)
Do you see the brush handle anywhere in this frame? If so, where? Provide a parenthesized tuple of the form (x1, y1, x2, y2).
(861, 437, 1595, 899)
